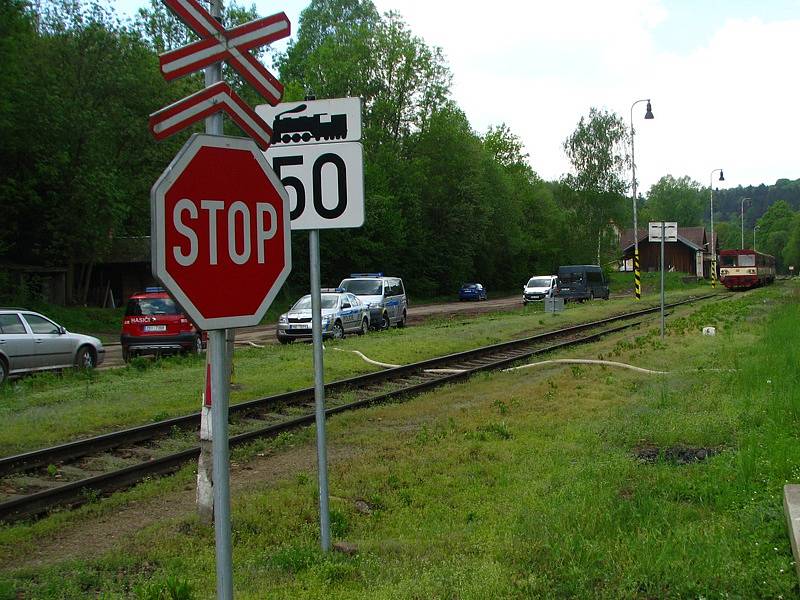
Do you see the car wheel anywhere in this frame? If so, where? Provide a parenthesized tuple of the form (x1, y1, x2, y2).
(332, 321, 345, 340)
(0, 358, 7, 385)
(193, 335, 203, 355)
(397, 310, 407, 328)
(358, 318, 369, 335)
(278, 338, 291, 345)
(76, 346, 96, 370)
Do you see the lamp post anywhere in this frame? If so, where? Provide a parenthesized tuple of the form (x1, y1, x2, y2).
(740, 197, 751, 249)
(754, 224, 759, 252)
(709, 168, 725, 287)
(629, 98, 654, 299)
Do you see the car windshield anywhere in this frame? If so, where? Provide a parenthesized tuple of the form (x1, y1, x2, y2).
(292, 295, 338, 310)
(462, 283, 479, 289)
(340, 279, 382, 295)
(126, 297, 180, 316)
(559, 272, 582, 284)
(527, 278, 552, 287)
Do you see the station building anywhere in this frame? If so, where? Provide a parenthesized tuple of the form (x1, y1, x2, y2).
(619, 226, 718, 279)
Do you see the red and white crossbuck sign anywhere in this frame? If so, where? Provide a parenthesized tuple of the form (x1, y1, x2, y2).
(148, 0, 290, 149)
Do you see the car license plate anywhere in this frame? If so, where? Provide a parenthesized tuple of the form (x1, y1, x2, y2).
(144, 325, 167, 332)
(291, 323, 311, 330)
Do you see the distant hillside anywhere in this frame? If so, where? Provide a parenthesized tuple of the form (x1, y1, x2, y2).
(713, 178, 800, 229)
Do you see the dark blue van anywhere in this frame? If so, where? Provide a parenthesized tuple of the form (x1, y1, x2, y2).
(556, 265, 609, 302)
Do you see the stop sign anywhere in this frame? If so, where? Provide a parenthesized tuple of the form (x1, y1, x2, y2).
(151, 134, 291, 330)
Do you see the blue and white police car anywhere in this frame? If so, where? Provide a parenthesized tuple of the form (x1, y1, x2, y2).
(276, 290, 370, 344)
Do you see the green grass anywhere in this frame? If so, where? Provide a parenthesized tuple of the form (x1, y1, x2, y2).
(0, 287, 721, 455)
(0, 283, 797, 597)
(608, 269, 708, 295)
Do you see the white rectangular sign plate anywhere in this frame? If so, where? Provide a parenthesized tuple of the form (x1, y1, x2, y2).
(648, 222, 678, 242)
(266, 142, 365, 230)
(256, 98, 362, 146)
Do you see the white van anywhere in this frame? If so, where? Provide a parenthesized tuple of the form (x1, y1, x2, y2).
(523, 275, 558, 304)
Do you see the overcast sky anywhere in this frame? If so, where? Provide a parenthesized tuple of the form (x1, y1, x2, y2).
(115, 0, 800, 194)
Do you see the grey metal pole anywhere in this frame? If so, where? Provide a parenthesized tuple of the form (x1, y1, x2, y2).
(629, 100, 646, 300)
(740, 197, 751, 249)
(205, 0, 234, 596)
(309, 229, 331, 551)
(660, 222, 665, 339)
(210, 330, 233, 599)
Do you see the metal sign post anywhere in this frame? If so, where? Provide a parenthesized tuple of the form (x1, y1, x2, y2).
(649, 222, 678, 339)
(260, 96, 365, 551)
(309, 229, 331, 550)
(148, 0, 292, 594)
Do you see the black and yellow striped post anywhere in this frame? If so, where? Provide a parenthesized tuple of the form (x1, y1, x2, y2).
(634, 250, 642, 299)
(711, 259, 717, 288)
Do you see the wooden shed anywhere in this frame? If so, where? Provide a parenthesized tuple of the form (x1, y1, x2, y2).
(619, 227, 718, 278)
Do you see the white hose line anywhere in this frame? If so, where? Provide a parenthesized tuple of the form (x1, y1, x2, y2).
(333, 348, 401, 369)
(503, 358, 669, 375)
(332, 348, 466, 373)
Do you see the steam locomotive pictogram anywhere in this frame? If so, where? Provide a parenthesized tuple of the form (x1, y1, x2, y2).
(271, 103, 348, 144)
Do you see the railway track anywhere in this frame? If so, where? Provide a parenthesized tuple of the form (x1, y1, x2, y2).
(0, 294, 721, 523)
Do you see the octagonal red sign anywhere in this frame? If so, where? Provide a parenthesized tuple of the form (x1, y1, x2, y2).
(151, 134, 291, 329)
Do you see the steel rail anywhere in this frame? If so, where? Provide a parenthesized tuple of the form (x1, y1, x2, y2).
(0, 294, 716, 479)
(0, 294, 720, 522)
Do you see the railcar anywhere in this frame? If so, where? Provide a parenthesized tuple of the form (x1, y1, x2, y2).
(718, 249, 776, 290)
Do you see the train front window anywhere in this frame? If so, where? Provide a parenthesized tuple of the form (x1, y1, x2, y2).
(720, 255, 737, 267)
(739, 255, 756, 267)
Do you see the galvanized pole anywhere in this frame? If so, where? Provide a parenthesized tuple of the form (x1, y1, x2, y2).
(210, 329, 233, 599)
(660, 222, 665, 338)
(629, 99, 652, 300)
(630, 105, 641, 300)
(309, 229, 331, 551)
(206, 0, 234, 597)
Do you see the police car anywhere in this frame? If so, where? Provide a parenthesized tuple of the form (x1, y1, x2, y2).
(338, 274, 407, 329)
(276, 290, 370, 343)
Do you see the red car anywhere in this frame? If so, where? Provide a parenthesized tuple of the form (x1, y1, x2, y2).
(120, 288, 205, 362)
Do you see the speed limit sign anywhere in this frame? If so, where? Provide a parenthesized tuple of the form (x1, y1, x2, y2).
(257, 97, 364, 230)
(267, 142, 364, 230)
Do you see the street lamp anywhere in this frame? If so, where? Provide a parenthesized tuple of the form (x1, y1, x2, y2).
(740, 197, 751, 249)
(709, 168, 725, 286)
(630, 99, 654, 299)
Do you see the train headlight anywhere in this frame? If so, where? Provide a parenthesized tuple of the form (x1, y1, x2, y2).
(748, 269, 756, 275)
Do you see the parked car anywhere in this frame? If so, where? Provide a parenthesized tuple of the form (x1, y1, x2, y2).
(556, 265, 610, 301)
(120, 288, 205, 362)
(0, 308, 105, 383)
(523, 275, 559, 304)
(276, 290, 370, 343)
(459, 283, 488, 301)
(338, 274, 407, 329)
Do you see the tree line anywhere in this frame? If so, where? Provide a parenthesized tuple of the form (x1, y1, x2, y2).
(1, 0, 797, 306)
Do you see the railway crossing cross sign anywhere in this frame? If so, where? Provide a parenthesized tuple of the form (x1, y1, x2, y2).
(151, 134, 292, 330)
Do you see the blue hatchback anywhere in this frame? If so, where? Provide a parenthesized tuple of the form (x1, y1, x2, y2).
(458, 283, 487, 301)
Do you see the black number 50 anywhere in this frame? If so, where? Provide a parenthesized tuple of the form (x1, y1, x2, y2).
(273, 153, 347, 221)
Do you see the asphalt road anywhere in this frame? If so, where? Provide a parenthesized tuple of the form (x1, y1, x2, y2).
(100, 295, 525, 368)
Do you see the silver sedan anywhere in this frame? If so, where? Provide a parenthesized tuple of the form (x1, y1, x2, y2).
(0, 309, 105, 383)
(277, 292, 370, 343)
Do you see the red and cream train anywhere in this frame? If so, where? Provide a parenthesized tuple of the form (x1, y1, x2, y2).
(718, 249, 776, 290)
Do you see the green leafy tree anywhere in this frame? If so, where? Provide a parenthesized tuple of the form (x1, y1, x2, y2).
(642, 175, 705, 226)
(782, 213, 800, 272)
(0, 0, 179, 302)
(755, 200, 795, 271)
(562, 108, 630, 265)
